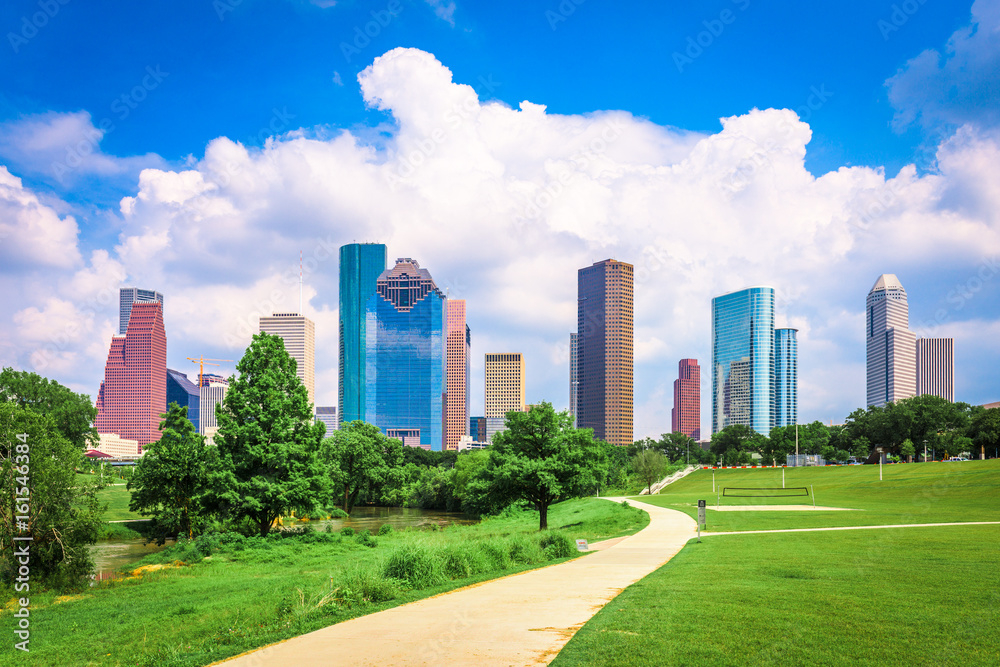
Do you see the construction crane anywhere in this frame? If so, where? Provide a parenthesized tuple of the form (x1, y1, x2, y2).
(186, 356, 234, 387)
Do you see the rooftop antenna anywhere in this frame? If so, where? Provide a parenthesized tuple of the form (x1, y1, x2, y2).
(299, 250, 303, 315)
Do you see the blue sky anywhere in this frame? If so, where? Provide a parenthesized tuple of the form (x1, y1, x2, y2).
(1, 0, 998, 438)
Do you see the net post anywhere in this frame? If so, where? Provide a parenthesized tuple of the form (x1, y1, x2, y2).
(811, 484, 815, 508)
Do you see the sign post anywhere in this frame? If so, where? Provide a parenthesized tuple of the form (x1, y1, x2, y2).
(697, 500, 706, 542)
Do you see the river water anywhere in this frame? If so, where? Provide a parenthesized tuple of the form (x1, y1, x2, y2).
(88, 506, 475, 580)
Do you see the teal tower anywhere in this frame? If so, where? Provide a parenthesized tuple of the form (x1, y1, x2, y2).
(339, 243, 387, 425)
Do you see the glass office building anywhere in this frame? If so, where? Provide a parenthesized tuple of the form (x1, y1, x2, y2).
(711, 286, 775, 436)
(166, 368, 201, 434)
(774, 328, 798, 428)
(339, 243, 387, 424)
(365, 258, 447, 450)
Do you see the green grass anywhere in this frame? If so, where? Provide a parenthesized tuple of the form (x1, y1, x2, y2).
(2, 497, 648, 667)
(553, 524, 1000, 666)
(634, 459, 1000, 531)
(76, 472, 146, 522)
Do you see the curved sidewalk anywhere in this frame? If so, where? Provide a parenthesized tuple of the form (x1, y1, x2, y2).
(217, 499, 696, 667)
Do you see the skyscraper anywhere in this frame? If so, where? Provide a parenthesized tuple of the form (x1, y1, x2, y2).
(199, 381, 227, 436)
(485, 352, 525, 442)
(259, 313, 316, 406)
(866, 274, 917, 408)
(774, 328, 798, 428)
(917, 337, 955, 402)
(95, 301, 167, 450)
(339, 243, 387, 425)
(711, 286, 775, 436)
(569, 333, 578, 426)
(444, 300, 471, 451)
(315, 406, 339, 435)
(365, 258, 447, 450)
(577, 259, 634, 446)
(671, 359, 700, 440)
(119, 287, 163, 335)
(166, 368, 200, 433)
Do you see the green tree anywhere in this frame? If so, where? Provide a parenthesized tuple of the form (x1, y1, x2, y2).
(1, 367, 98, 451)
(128, 403, 211, 540)
(900, 438, 916, 463)
(205, 333, 329, 536)
(631, 449, 669, 494)
(1, 402, 103, 589)
(452, 449, 490, 512)
(710, 424, 758, 466)
(658, 431, 697, 463)
(323, 420, 403, 513)
(474, 403, 607, 530)
(851, 436, 871, 461)
(761, 426, 796, 465)
(968, 407, 1000, 460)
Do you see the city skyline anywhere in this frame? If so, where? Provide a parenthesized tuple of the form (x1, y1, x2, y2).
(2, 3, 999, 440)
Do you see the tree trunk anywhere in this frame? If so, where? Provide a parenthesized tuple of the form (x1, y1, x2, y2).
(539, 502, 548, 531)
(342, 483, 351, 513)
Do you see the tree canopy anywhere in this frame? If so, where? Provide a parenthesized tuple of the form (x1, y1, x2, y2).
(323, 420, 403, 513)
(1, 367, 97, 451)
(128, 403, 212, 541)
(472, 403, 607, 530)
(1, 402, 103, 589)
(205, 333, 328, 536)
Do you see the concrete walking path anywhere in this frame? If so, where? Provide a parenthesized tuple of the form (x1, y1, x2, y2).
(216, 498, 696, 667)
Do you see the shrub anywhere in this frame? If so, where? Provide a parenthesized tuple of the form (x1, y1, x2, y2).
(377, 523, 394, 536)
(328, 508, 349, 519)
(539, 532, 575, 559)
(355, 530, 378, 548)
(382, 545, 444, 589)
(307, 510, 327, 520)
(337, 568, 403, 605)
(438, 543, 489, 579)
(340, 526, 355, 537)
(478, 539, 513, 571)
(507, 534, 545, 564)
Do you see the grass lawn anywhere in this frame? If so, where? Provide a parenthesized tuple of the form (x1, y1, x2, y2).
(634, 459, 1000, 531)
(76, 472, 146, 522)
(2, 497, 648, 667)
(553, 524, 1000, 666)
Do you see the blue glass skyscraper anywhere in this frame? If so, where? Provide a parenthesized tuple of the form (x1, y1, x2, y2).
(166, 368, 200, 433)
(774, 328, 798, 428)
(711, 286, 775, 436)
(339, 243, 387, 425)
(365, 258, 447, 450)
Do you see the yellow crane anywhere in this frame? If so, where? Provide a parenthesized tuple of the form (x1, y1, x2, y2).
(186, 356, 233, 387)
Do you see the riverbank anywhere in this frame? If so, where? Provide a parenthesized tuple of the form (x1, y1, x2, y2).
(6, 497, 648, 667)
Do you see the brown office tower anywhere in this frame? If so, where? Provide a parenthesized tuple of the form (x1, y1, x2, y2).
(577, 259, 634, 446)
(671, 359, 701, 440)
(444, 300, 471, 450)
